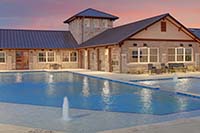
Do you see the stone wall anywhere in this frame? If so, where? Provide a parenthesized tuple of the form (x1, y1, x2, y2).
(121, 40, 200, 73)
(83, 45, 121, 73)
(69, 18, 113, 44)
(0, 49, 79, 70)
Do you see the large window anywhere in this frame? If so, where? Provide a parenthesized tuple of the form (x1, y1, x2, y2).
(94, 19, 99, 28)
(102, 20, 108, 28)
(62, 51, 78, 63)
(168, 48, 193, 62)
(38, 51, 55, 63)
(0, 52, 6, 63)
(129, 48, 159, 63)
(38, 51, 46, 62)
(47, 51, 55, 62)
(70, 52, 77, 62)
(62, 51, 70, 62)
(85, 19, 90, 27)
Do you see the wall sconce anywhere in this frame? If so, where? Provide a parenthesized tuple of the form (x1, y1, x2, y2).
(189, 44, 192, 47)
(143, 43, 147, 47)
(133, 43, 137, 46)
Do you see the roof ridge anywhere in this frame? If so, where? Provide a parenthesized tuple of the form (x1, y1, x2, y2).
(79, 13, 171, 48)
(64, 8, 119, 23)
(112, 13, 170, 30)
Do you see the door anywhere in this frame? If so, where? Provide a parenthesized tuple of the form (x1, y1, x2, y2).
(80, 50, 85, 69)
(99, 48, 105, 71)
(16, 51, 29, 70)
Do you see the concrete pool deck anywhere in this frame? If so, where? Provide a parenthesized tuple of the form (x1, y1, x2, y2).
(0, 69, 200, 133)
(0, 124, 63, 133)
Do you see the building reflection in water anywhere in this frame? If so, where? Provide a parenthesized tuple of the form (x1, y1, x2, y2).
(82, 77, 90, 97)
(46, 73, 56, 96)
(102, 80, 111, 111)
(16, 73, 22, 83)
(140, 89, 153, 113)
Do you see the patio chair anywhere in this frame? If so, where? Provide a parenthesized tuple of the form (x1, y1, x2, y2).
(168, 63, 186, 73)
(50, 64, 62, 70)
(148, 64, 156, 74)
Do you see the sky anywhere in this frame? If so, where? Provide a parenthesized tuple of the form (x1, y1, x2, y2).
(0, 0, 199, 30)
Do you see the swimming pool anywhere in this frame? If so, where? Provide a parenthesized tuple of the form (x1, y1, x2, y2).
(0, 72, 200, 115)
(131, 77, 200, 95)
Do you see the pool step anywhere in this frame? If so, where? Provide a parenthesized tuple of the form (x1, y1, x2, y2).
(176, 91, 200, 99)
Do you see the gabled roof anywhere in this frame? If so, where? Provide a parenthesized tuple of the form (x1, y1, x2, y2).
(80, 13, 200, 48)
(189, 28, 200, 38)
(64, 8, 119, 23)
(79, 13, 169, 48)
(0, 29, 78, 49)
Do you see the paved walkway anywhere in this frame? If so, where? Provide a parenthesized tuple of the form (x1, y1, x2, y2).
(0, 123, 63, 133)
(99, 118, 200, 133)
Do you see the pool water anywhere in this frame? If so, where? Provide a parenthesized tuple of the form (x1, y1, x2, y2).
(0, 72, 200, 115)
(134, 77, 200, 95)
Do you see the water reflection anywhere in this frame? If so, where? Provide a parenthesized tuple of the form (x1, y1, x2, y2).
(102, 80, 110, 95)
(101, 80, 111, 111)
(16, 73, 22, 83)
(46, 73, 56, 96)
(82, 77, 90, 97)
(174, 79, 189, 92)
(48, 74, 54, 83)
(177, 96, 188, 111)
(140, 89, 152, 113)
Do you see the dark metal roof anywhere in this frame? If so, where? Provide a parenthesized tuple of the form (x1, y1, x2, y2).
(0, 29, 78, 49)
(189, 28, 200, 39)
(79, 13, 170, 48)
(64, 8, 119, 23)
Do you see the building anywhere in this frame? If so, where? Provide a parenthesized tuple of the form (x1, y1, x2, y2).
(0, 8, 200, 73)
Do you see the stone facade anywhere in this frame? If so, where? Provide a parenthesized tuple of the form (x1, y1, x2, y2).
(121, 40, 199, 73)
(0, 50, 78, 70)
(69, 18, 113, 44)
(0, 12, 200, 73)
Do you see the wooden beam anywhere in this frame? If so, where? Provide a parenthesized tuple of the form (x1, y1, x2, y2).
(126, 38, 196, 42)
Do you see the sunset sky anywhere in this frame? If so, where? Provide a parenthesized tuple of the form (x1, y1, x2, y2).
(0, 0, 199, 30)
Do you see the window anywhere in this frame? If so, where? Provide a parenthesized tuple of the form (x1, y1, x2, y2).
(62, 51, 70, 62)
(94, 19, 99, 28)
(132, 50, 138, 62)
(85, 19, 90, 27)
(102, 20, 108, 28)
(38, 51, 55, 63)
(140, 48, 148, 62)
(38, 51, 46, 62)
(185, 48, 192, 61)
(168, 48, 193, 62)
(129, 48, 159, 63)
(161, 21, 167, 32)
(47, 51, 55, 62)
(0, 52, 6, 63)
(150, 48, 158, 62)
(70, 52, 77, 62)
(177, 48, 184, 62)
(168, 48, 175, 62)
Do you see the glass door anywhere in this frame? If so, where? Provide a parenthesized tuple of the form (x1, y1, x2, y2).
(16, 51, 29, 70)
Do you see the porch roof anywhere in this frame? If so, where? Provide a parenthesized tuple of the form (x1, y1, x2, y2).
(0, 29, 78, 49)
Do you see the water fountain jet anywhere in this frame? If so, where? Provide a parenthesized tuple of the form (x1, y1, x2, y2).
(62, 96, 71, 121)
(173, 73, 178, 82)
